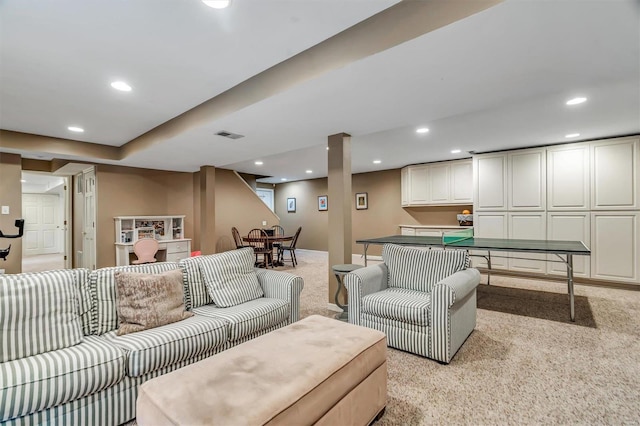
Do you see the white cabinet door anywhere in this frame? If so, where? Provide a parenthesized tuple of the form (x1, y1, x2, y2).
(400, 227, 416, 236)
(508, 148, 546, 210)
(451, 160, 473, 203)
(508, 213, 547, 273)
(591, 212, 639, 284)
(408, 165, 429, 205)
(401, 167, 409, 206)
(416, 229, 442, 237)
(428, 164, 450, 203)
(474, 154, 507, 211)
(546, 212, 590, 278)
(547, 143, 590, 210)
(472, 212, 508, 269)
(591, 137, 640, 210)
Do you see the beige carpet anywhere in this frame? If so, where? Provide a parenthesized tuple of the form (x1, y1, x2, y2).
(275, 249, 640, 425)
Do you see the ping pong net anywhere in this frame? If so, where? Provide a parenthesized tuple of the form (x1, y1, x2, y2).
(442, 228, 474, 245)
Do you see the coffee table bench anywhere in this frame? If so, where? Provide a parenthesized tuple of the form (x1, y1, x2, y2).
(137, 315, 387, 425)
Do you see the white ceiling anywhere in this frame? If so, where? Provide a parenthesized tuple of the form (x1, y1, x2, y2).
(1, 0, 639, 184)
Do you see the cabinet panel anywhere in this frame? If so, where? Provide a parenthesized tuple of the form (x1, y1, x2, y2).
(508, 149, 546, 210)
(416, 229, 442, 237)
(408, 165, 429, 205)
(591, 138, 640, 210)
(428, 164, 450, 203)
(400, 227, 416, 236)
(546, 212, 590, 278)
(474, 154, 507, 210)
(472, 212, 508, 269)
(451, 161, 473, 203)
(508, 213, 546, 273)
(547, 144, 590, 210)
(401, 168, 409, 206)
(591, 212, 639, 283)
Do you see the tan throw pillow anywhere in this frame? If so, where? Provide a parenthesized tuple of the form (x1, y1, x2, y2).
(115, 269, 193, 336)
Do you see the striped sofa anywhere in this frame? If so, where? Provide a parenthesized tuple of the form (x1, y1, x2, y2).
(0, 249, 304, 426)
(344, 244, 480, 364)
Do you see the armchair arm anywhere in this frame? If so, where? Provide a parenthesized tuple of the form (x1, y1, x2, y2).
(254, 269, 304, 323)
(430, 268, 480, 363)
(344, 264, 388, 326)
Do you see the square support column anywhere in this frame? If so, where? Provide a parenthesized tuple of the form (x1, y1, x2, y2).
(199, 166, 216, 255)
(327, 133, 352, 305)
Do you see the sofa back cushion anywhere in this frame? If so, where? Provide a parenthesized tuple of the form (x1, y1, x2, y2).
(180, 256, 213, 309)
(0, 271, 84, 362)
(199, 248, 264, 308)
(90, 262, 181, 335)
(382, 244, 470, 292)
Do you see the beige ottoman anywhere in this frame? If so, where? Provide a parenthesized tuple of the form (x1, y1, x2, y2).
(137, 315, 387, 425)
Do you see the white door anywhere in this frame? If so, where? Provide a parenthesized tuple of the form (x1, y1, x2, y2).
(591, 212, 639, 284)
(472, 212, 508, 269)
(474, 154, 507, 210)
(547, 143, 590, 210)
(547, 212, 590, 278)
(82, 167, 97, 270)
(508, 148, 546, 210)
(22, 193, 61, 255)
(256, 188, 274, 211)
(508, 212, 547, 273)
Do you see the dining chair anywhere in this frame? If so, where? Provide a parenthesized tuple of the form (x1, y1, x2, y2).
(247, 228, 272, 268)
(232, 227, 249, 249)
(271, 225, 285, 261)
(132, 238, 159, 264)
(279, 226, 301, 267)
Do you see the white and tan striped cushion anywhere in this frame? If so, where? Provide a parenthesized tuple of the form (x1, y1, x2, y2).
(0, 272, 84, 362)
(0, 335, 125, 422)
(180, 256, 213, 309)
(89, 262, 182, 335)
(198, 248, 264, 308)
(193, 298, 289, 341)
(362, 287, 431, 326)
(103, 315, 228, 377)
(382, 244, 469, 292)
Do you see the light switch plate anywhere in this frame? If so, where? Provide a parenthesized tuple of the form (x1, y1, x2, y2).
(1, 206, 9, 215)
(262, 220, 267, 226)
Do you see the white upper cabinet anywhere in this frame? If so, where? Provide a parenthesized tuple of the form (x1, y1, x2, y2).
(474, 153, 507, 210)
(547, 143, 590, 210)
(508, 148, 546, 211)
(591, 137, 640, 210)
(408, 165, 429, 205)
(451, 161, 473, 203)
(401, 167, 409, 207)
(401, 159, 472, 206)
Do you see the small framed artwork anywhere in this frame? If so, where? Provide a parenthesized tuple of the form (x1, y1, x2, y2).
(287, 197, 296, 213)
(318, 195, 328, 211)
(355, 192, 368, 210)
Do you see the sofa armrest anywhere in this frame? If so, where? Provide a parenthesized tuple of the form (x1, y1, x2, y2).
(432, 268, 480, 308)
(344, 264, 389, 326)
(430, 268, 480, 363)
(254, 269, 304, 323)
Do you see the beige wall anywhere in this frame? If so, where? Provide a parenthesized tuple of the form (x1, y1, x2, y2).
(276, 168, 472, 256)
(0, 153, 23, 273)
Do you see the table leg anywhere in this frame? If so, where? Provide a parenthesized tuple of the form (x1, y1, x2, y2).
(487, 251, 492, 286)
(567, 254, 575, 322)
(363, 244, 369, 267)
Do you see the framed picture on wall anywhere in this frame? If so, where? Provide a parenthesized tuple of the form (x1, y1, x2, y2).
(318, 195, 328, 211)
(355, 192, 368, 210)
(287, 197, 296, 212)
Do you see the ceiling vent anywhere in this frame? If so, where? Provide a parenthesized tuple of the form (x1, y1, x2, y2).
(215, 130, 244, 140)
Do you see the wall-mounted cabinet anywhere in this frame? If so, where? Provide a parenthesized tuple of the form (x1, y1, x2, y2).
(590, 212, 639, 283)
(474, 154, 508, 211)
(547, 212, 590, 278)
(471, 212, 508, 269)
(114, 215, 191, 266)
(401, 159, 473, 206)
(508, 148, 546, 211)
(508, 212, 547, 273)
(547, 143, 590, 210)
(591, 137, 640, 210)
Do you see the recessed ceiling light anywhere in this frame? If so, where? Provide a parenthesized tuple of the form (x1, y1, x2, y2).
(20, 179, 26, 183)
(566, 97, 587, 105)
(305, 170, 312, 174)
(254, 161, 263, 165)
(416, 127, 429, 134)
(451, 149, 461, 154)
(68, 126, 84, 133)
(281, 178, 287, 182)
(202, 0, 230, 8)
(373, 160, 382, 164)
(326, 147, 329, 150)
(565, 133, 580, 138)
(111, 81, 132, 92)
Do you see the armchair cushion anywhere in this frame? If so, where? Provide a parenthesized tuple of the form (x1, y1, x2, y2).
(362, 288, 431, 326)
(382, 244, 469, 292)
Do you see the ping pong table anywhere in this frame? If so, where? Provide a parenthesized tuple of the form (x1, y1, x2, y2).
(356, 230, 591, 321)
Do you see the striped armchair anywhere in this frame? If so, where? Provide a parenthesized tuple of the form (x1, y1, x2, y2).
(344, 244, 480, 364)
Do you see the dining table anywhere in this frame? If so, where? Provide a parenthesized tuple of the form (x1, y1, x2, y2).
(242, 234, 294, 267)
